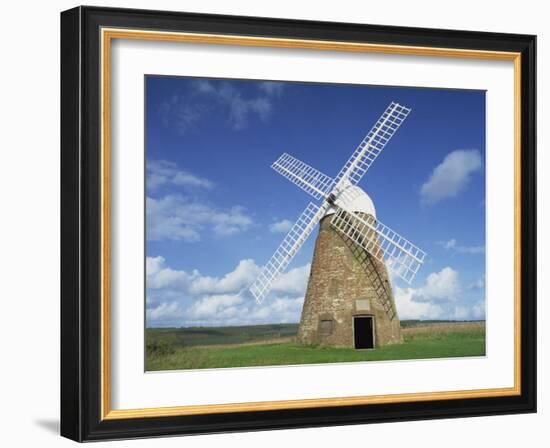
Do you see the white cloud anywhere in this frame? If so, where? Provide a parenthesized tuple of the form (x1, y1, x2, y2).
(258, 81, 284, 97)
(146, 257, 485, 326)
(147, 160, 214, 191)
(186, 293, 304, 326)
(189, 259, 260, 295)
(145, 256, 310, 327)
(146, 256, 164, 277)
(146, 302, 184, 321)
(226, 94, 271, 130)
(194, 79, 216, 94)
(146, 257, 257, 295)
(420, 149, 482, 204)
(450, 299, 485, 320)
(411, 267, 460, 302)
(470, 300, 486, 320)
(468, 276, 485, 290)
(195, 80, 284, 129)
(158, 93, 203, 134)
(451, 305, 470, 320)
(147, 256, 308, 298)
(146, 195, 253, 242)
(147, 291, 306, 327)
(245, 296, 304, 324)
(188, 294, 244, 319)
(394, 286, 444, 320)
(441, 239, 455, 250)
(440, 238, 484, 255)
(394, 266, 484, 320)
(183, 294, 304, 327)
(146, 256, 195, 290)
(269, 219, 293, 233)
(272, 263, 311, 296)
(160, 79, 283, 133)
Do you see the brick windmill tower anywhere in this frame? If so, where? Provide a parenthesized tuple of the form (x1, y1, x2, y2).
(248, 102, 426, 349)
(297, 188, 403, 348)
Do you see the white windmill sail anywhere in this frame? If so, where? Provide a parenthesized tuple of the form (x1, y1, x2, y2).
(330, 205, 426, 284)
(249, 202, 331, 304)
(334, 102, 411, 187)
(271, 153, 335, 200)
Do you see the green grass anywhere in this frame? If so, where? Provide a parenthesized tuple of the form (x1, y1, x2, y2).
(145, 322, 485, 371)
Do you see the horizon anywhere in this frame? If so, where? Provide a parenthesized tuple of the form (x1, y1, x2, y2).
(147, 318, 487, 330)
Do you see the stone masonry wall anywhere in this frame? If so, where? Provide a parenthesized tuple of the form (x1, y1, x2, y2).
(297, 214, 403, 348)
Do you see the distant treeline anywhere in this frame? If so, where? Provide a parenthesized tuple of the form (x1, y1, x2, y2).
(147, 319, 486, 331)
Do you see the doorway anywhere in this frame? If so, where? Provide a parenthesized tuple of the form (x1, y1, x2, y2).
(354, 316, 374, 349)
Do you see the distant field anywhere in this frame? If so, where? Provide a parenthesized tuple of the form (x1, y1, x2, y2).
(145, 321, 485, 371)
(146, 323, 298, 348)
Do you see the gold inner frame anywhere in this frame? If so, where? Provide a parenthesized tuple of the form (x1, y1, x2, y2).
(100, 27, 522, 420)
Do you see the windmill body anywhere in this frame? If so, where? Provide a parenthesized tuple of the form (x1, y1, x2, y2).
(248, 102, 426, 349)
(298, 188, 402, 348)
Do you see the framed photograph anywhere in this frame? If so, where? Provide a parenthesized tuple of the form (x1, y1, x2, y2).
(60, 6, 536, 442)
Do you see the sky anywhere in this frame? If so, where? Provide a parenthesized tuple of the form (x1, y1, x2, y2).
(145, 75, 486, 328)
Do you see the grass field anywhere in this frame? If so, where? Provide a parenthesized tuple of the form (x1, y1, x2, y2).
(145, 321, 485, 371)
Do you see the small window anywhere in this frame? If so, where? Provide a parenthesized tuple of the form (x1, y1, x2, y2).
(319, 319, 333, 336)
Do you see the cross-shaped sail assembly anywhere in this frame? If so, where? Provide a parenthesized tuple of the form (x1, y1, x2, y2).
(249, 102, 426, 305)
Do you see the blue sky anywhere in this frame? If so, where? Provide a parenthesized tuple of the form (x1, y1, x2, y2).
(145, 75, 486, 328)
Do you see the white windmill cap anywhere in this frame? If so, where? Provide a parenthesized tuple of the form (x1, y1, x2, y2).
(325, 185, 376, 218)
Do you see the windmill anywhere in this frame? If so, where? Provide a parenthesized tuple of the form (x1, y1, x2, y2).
(248, 102, 426, 349)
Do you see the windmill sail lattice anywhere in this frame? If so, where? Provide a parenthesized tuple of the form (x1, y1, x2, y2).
(248, 101, 425, 305)
(334, 102, 411, 187)
(272, 153, 335, 200)
(330, 206, 426, 284)
(249, 202, 331, 303)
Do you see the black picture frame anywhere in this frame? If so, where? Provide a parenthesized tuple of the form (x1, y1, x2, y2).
(61, 5, 536, 442)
